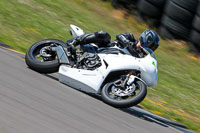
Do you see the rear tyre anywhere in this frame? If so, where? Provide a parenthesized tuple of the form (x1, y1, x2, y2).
(192, 15, 200, 33)
(164, 1, 193, 25)
(159, 26, 175, 40)
(25, 39, 67, 73)
(189, 30, 200, 51)
(197, 3, 200, 16)
(171, 0, 198, 13)
(145, 0, 166, 8)
(101, 80, 147, 108)
(137, 0, 161, 18)
(161, 15, 190, 39)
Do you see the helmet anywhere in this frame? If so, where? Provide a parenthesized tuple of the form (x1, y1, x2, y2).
(139, 30, 160, 51)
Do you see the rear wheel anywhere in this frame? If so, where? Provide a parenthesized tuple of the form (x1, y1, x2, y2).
(25, 39, 67, 73)
(101, 79, 147, 108)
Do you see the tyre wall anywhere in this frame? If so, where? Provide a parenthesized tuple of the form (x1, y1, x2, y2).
(103, 0, 200, 53)
(189, 2, 200, 53)
(160, 0, 198, 40)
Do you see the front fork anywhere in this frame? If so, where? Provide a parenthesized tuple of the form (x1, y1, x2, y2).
(114, 70, 136, 89)
(127, 70, 134, 77)
(126, 70, 136, 85)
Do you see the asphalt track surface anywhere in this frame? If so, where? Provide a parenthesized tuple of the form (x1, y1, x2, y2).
(0, 47, 191, 133)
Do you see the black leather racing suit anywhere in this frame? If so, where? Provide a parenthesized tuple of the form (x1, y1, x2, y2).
(70, 30, 111, 47)
(69, 31, 139, 57)
(115, 33, 140, 57)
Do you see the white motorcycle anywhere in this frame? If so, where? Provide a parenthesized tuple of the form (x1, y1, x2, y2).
(25, 25, 158, 108)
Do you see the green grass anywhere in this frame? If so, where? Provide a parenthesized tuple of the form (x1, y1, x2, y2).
(0, 0, 200, 131)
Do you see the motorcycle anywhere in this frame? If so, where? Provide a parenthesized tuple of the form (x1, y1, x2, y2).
(25, 24, 158, 108)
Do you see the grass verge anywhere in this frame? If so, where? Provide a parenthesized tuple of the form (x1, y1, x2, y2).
(0, 0, 200, 131)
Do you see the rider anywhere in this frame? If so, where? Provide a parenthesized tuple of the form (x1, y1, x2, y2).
(68, 30, 160, 57)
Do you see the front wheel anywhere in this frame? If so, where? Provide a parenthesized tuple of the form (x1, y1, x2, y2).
(25, 39, 67, 73)
(101, 80, 147, 108)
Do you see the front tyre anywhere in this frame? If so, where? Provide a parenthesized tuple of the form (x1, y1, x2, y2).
(25, 39, 66, 73)
(101, 80, 147, 108)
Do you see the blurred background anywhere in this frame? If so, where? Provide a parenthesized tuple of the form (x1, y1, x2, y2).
(111, 0, 200, 54)
(0, 0, 200, 132)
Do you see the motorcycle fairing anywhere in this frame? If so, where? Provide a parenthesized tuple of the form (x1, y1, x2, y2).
(58, 53, 158, 94)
